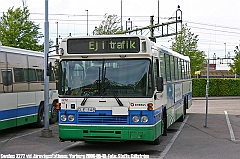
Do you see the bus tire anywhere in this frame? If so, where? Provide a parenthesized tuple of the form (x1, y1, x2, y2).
(184, 96, 188, 114)
(49, 101, 58, 124)
(150, 136, 162, 145)
(162, 108, 167, 136)
(35, 103, 44, 128)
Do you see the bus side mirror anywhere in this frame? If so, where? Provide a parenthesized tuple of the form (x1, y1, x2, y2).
(157, 77, 164, 92)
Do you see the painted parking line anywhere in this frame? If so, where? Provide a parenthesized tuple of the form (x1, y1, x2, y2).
(0, 124, 58, 143)
(51, 142, 83, 154)
(224, 111, 240, 142)
(158, 115, 189, 159)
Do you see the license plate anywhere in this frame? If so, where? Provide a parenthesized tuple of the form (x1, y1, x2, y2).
(78, 107, 96, 112)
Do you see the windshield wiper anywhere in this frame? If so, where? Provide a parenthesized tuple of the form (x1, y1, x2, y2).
(81, 67, 101, 106)
(104, 78, 123, 106)
(81, 79, 100, 106)
(103, 67, 123, 106)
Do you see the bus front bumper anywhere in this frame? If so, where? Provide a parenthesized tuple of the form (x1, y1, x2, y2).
(59, 123, 162, 142)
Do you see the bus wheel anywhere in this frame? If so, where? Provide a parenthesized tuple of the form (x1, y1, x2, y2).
(150, 136, 162, 145)
(162, 108, 167, 136)
(35, 103, 44, 128)
(50, 102, 58, 124)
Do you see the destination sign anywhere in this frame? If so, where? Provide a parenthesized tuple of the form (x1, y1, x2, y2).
(67, 37, 140, 54)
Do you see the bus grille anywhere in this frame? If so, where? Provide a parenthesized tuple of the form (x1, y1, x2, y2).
(78, 114, 128, 124)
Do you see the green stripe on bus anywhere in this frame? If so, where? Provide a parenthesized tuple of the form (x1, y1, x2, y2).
(0, 115, 38, 130)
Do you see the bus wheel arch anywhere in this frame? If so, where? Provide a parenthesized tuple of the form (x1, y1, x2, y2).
(177, 97, 187, 122)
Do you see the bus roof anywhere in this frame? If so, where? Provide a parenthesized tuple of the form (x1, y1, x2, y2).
(61, 34, 151, 42)
(154, 43, 190, 61)
(0, 44, 57, 59)
(0, 45, 44, 57)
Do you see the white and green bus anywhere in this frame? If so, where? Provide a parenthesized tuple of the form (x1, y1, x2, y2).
(57, 35, 192, 144)
(0, 44, 58, 130)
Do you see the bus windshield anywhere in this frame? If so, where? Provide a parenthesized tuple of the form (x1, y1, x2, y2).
(59, 59, 152, 97)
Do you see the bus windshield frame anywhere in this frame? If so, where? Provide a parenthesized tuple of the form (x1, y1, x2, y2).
(59, 59, 153, 97)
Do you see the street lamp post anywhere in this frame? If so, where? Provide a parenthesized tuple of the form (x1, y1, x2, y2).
(85, 10, 88, 36)
(55, 22, 58, 46)
(121, 0, 122, 31)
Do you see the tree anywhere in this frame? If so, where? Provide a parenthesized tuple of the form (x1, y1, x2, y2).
(171, 23, 206, 76)
(0, 7, 44, 51)
(93, 13, 121, 35)
(229, 44, 240, 75)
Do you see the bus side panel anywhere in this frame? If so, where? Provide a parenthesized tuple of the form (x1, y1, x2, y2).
(12, 83, 28, 92)
(166, 83, 175, 128)
(0, 83, 3, 93)
(16, 106, 38, 126)
(36, 90, 58, 112)
(29, 83, 44, 91)
(0, 93, 18, 130)
(49, 82, 56, 90)
(182, 80, 192, 109)
(17, 92, 38, 126)
(173, 83, 183, 121)
(0, 109, 18, 130)
(188, 80, 192, 108)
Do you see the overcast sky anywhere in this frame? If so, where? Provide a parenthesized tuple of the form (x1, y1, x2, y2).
(0, 0, 240, 59)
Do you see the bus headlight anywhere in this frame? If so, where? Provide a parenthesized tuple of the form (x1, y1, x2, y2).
(141, 116, 148, 123)
(132, 116, 139, 122)
(68, 115, 75, 122)
(60, 114, 67, 122)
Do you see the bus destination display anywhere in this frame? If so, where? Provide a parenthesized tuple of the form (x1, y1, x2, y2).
(67, 37, 140, 54)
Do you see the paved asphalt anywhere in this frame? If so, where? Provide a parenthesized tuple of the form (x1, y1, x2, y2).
(0, 96, 239, 159)
(162, 97, 240, 159)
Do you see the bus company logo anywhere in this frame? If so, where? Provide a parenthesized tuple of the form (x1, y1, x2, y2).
(130, 103, 146, 107)
(61, 98, 68, 104)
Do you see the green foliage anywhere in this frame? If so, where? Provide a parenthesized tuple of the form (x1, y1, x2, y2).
(171, 23, 206, 76)
(192, 78, 240, 97)
(94, 13, 121, 35)
(0, 7, 44, 51)
(229, 44, 240, 76)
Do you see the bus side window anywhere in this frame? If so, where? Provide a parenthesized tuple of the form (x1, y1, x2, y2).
(154, 59, 159, 88)
(178, 59, 183, 79)
(165, 54, 171, 81)
(159, 52, 166, 82)
(36, 69, 44, 81)
(174, 57, 179, 80)
(181, 60, 185, 79)
(13, 68, 25, 82)
(24, 68, 37, 82)
(170, 56, 175, 81)
(184, 60, 188, 79)
(2, 70, 13, 86)
(187, 61, 191, 79)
